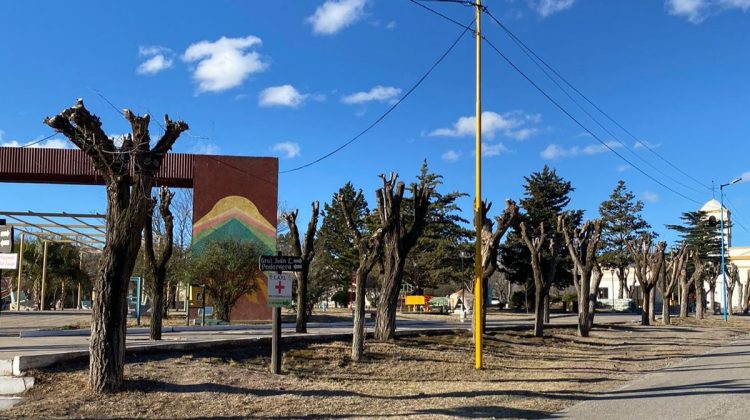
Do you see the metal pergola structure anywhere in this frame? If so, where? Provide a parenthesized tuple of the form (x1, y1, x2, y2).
(0, 211, 105, 311)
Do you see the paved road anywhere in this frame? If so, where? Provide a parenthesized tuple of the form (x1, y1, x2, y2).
(0, 312, 639, 360)
(556, 333, 750, 420)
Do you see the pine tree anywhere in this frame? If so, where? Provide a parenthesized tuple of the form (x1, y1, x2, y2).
(500, 166, 581, 315)
(310, 183, 369, 299)
(403, 162, 472, 293)
(598, 180, 653, 298)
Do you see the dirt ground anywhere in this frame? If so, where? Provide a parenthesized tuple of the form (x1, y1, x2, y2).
(5, 318, 750, 419)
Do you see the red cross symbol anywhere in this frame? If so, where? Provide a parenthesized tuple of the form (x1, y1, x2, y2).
(275, 281, 285, 294)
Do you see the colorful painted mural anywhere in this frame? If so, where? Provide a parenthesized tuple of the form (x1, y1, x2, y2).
(192, 155, 278, 321)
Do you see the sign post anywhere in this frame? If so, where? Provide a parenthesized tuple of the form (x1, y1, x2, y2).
(261, 254, 298, 375)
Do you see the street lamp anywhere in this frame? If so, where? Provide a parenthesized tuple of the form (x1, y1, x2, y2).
(720, 176, 742, 321)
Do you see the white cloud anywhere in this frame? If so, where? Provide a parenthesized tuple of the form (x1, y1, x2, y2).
(386, 21, 397, 30)
(307, 0, 367, 35)
(738, 171, 750, 184)
(341, 85, 401, 105)
(271, 142, 301, 159)
(182, 36, 268, 93)
(483, 142, 509, 157)
(642, 191, 660, 203)
(258, 85, 310, 108)
(532, 0, 576, 17)
(137, 46, 174, 75)
(429, 111, 541, 140)
(540, 141, 622, 160)
(441, 150, 461, 163)
(191, 142, 220, 155)
(666, 0, 750, 23)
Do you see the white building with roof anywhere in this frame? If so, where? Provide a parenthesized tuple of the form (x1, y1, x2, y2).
(596, 199, 749, 313)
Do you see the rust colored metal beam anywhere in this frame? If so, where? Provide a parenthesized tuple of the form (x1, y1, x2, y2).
(0, 148, 194, 187)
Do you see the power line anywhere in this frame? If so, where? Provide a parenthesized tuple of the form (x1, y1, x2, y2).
(482, 8, 707, 196)
(409, 0, 703, 205)
(0, 133, 59, 148)
(483, 9, 712, 192)
(279, 15, 474, 174)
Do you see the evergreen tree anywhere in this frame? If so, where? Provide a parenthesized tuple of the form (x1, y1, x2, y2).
(598, 180, 653, 298)
(667, 211, 723, 265)
(500, 166, 581, 298)
(310, 182, 369, 298)
(403, 162, 473, 293)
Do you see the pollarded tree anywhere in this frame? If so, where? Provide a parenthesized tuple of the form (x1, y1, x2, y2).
(658, 242, 688, 325)
(281, 201, 320, 333)
(374, 172, 432, 342)
(626, 235, 666, 326)
(667, 210, 723, 315)
(143, 186, 175, 340)
(559, 217, 602, 337)
(191, 238, 263, 322)
(599, 180, 652, 299)
(501, 166, 581, 323)
(45, 100, 187, 393)
(339, 188, 394, 362)
(520, 221, 561, 337)
(726, 263, 740, 316)
(312, 183, 368, 299)
(689, 251, 706, 319)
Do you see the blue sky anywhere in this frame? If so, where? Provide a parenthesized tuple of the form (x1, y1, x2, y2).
(1, 0, 749, 245)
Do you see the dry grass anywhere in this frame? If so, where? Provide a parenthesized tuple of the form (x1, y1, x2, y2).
(6, 320, 750, 419)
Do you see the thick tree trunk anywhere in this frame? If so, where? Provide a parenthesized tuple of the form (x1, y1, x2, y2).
(295, 270, 309, 333)
(679, 281, 690, 319)
(534, 287, 545, 337)
(618, 266, 627, 299)
(149, 275, 165, 340)
(577, 289, 589, 337)
(641, 286, 651, 326)
(662, 291, 671, 325)
(543, 294, 550, 324)
(588, 268, 603, 330)
(351, 267, 367, 362)
(649, 288, 656, 323)
(742, 281, 750, 315)
(374, 254, 405, 341)
(695, 276, 704, 319)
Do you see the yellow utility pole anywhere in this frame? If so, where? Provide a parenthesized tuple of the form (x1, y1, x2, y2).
(474, 0, 483, 370)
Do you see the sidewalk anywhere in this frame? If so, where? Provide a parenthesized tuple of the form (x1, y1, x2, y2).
(555, 333, 750, 420)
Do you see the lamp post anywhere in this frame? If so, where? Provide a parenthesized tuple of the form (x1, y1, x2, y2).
(720, 177, 742, 321)
(610, 268, 616, 311)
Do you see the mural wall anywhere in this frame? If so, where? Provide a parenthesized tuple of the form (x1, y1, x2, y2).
(192, 155, 278, 321)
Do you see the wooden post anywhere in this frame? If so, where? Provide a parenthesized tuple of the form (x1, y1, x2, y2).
(271, 267, 282, 374)
(16, 233, 24, 311)
(40, 240, 48, 311)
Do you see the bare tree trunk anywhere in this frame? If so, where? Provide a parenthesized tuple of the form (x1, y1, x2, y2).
(742, 273, 750, 315)
(145, 187, 174, 341)
(282, 202, 320, 334)
(588, 264, 603, 330)
(641, 290, 651, 325)
(709, 286, 716, 315)
(662, 292, 671, 325)
(351, 267, 367, 362)
(543, 294, 550, 324)
(679, 279, 690, 319)
(373, 173, 430, 342)
(649, 288, 656, 323)
(46, 100, 187, 393)
(534, 286, 545, 337)
(618, 266, 628, 299)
